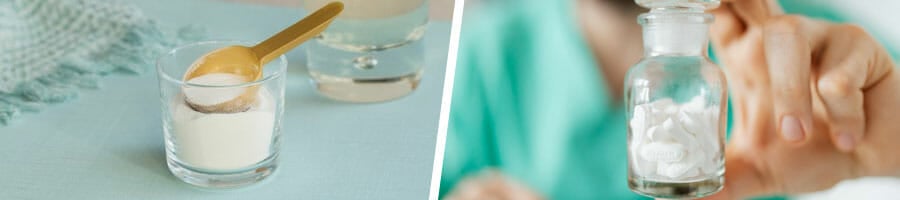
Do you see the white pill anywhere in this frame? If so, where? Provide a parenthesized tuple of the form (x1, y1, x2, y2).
(665, 106, 679, 115)
(705, 107, 720, 124)
(657, 153, 699, 178)
(657, 118, 699, 149)
(678, 110, 703, 135)
(631, 154, 657, 176)
(656, 162, 669, 177)
(682, 96, 706, 112)
(700, 131, 719, 150)
(651, 98, 676, 109)
(699, 156, 719, 175)
(647, 109, 669, 125)
(692, 141, 719, 176)
(630, 105, 648, 138)
(646, 125, 666, 141)
(640, 142, 685, 163)
(661, 118, 676, 131)
(648, 99, 675, 124)
(700, 108, 721, 148)
(650, 98, 678, 115)
(682, 168, 699, 178)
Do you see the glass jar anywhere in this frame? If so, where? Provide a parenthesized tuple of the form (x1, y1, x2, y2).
(624, 7, 727, 199)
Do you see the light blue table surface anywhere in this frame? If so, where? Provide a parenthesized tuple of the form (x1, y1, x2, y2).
(0, 0, 447, 199)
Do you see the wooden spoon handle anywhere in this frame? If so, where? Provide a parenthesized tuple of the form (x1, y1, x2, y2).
(251, 2, 343, 65)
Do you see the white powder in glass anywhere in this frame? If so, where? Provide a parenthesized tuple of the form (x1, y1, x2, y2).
(172, 73, 275, 171)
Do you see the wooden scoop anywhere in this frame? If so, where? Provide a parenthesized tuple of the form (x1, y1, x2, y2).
(182, 2, 343, 113)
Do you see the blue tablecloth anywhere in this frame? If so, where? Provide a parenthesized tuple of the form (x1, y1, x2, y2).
(0, 0, 447, 199)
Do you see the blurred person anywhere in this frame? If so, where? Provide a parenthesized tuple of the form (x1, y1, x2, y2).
(440, 0, 900, 199)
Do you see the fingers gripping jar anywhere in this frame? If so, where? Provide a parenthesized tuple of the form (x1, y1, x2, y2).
(625, 1, 727, 198)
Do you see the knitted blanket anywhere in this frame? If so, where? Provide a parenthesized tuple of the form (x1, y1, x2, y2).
(0, 0, 200, 125)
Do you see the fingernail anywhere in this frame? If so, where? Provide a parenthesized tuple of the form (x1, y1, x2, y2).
(836, 133, 856, 151)
(781, 116, 805, 141)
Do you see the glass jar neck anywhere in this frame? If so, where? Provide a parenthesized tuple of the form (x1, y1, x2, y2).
(639, 11, 712, 57)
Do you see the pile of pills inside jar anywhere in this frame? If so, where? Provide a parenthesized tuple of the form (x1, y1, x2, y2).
(629, 96, 721, 180)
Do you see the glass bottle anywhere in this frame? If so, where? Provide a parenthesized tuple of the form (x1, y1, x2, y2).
(624, 1, 727, 198)
(303, 0, 428, 103)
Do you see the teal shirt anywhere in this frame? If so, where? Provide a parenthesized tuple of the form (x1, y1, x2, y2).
(440, 0, 891, 199)
(441, 1, 633, 198)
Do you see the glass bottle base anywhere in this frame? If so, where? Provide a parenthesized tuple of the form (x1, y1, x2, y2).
(167, 154, 278, 189)
(310, 71, 421, 103)
(629, 176, 723, 199)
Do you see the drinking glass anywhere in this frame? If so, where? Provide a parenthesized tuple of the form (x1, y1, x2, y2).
(156, 41, 286, 188)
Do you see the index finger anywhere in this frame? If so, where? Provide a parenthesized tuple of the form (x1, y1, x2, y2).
(721, 0, 784, 27)
(764, 16, 815, 143)
(710, 0, 785, 49)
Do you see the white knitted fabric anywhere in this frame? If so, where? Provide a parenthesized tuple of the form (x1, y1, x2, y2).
(0, 0, 200, 125)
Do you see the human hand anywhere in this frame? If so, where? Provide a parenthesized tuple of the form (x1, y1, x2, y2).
(444, 170, 544, 200)
(705, 0, 900, 199)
